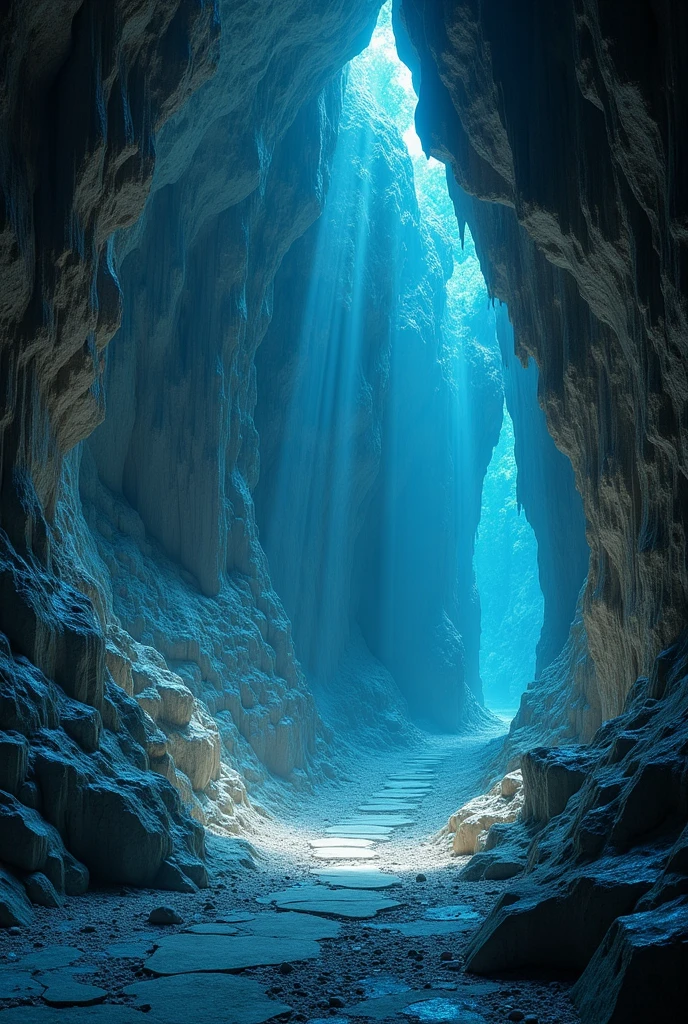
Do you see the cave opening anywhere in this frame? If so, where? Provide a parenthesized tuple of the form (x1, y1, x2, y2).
(2, 0, 685, 1016)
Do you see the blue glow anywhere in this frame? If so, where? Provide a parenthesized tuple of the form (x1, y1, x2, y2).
(257, 1, 544, 727)
(474, 406, 544, 715)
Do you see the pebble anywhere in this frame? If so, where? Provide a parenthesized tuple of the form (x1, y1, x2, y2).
(279, 962, 294, 975)
(328, 996, 346, 1008)
(148, 906, 183, 926)
(507, 1013, 525, 1022)
(8, 926, 21, 936)
(416, 874, 427, 883)
(80, 925, 96, 933)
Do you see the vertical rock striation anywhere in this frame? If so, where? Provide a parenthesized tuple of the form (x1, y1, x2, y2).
(397, 0, 688, 1004)
(398, 0, 688, 726)
(0, 0, 383, 909)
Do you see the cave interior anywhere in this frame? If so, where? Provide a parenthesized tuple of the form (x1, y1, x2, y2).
(0, 1, 686, 1022)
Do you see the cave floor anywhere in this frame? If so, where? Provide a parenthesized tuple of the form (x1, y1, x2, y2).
(0, 731, 581, 1023)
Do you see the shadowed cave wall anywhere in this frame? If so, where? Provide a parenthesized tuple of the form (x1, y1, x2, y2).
(1, 0, 686, 1009)
(394, 0, 688, 1008)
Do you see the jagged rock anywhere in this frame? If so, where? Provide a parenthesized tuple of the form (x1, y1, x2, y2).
(58, 700, 102, 754)
(23, 871, 62, 908)
(521, 747, 593, 823)
(0, 866, 34, 927)
(0, 791, 51, 873)
(449, 771, 524, 854)
(0, 731, 29, 794)
(571, 900, 688, 1024)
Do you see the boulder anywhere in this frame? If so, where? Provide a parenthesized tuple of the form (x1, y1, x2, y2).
(572, 900, 688, 1024)
(23, 871, 62, 908)
(0, 866, 34, 927)
(449, 771, 524, 854)
(521, 746, 593, 823)
(465, 864, 655, 974)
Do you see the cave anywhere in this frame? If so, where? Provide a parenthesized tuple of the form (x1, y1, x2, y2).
(0, 0, 686, 1021)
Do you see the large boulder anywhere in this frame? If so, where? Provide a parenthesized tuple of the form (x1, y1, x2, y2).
(0, 867, 34, 927)
(572, 900, 688, 1024)
(449, 770, 524, 854)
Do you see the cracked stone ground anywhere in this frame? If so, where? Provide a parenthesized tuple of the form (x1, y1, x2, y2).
(0, 732, 580, 1024)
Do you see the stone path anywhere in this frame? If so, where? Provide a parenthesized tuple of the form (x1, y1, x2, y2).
(0, 735, 582, 1024)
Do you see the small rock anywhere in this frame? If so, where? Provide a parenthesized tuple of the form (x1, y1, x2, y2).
(8, 925, 21, 936)
(407, 949, 418, 958)
(279, 962, 293, 975)
(80, 925, 96, 933)
(328, 995, 345, 1008)
(440, 951, 453, 961)
(148, 906, 183, 926)
(507, 1013, 525, 1022)
(416, 874, 427, 883)
(524, 1017, 538, 1024)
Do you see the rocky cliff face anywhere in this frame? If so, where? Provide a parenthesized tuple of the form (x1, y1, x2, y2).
(0, 0, 381, 915)
(398, 0, 688, 725)
(396, 0, 688, 1006)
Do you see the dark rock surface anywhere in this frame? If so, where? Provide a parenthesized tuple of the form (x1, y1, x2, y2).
(399, 0, 688, 726)
(0, 0, 383, 900)
(397, 0, 688, 1008)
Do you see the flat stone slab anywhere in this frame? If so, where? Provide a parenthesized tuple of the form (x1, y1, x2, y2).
(245, 912, 341, 941)
(0, 969, 45, 999)
(380, 782, 430, 790)
(348, 988, 492, 1021)
(41, 973, 107, 1007)
(388, 773, 435, 780)
(324, 831, 391, 842)
(257, 885, 401, 919)
(326, 824, 394, 836)
(183, 924, 239, 935)
(145, 933, 321, 975)
(311, 847, 379, 861)
(15, 946, 83, 972)
(358, 804, 419, 814)
(311, 869, 401, 889)
(340, 815, 414, 827)
(424, 905, 482, 921)
(106, 940, 156, 959)
(124, 972, 291, 1024)
(309, 838, 374, 848)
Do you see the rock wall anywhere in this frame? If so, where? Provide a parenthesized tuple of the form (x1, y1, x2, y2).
(494, 305, 589, 679)
(398, 0, 688, 725)
(0, 0, 382, 912)
(0, 0, 220, 914)
(396, 0, 688, 1005)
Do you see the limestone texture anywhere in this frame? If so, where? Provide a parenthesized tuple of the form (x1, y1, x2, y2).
(447, 771, 524, 855)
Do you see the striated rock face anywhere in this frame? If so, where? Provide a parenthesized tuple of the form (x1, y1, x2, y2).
(0, 0, 219, 911)
(397, 0, 688, 1005)
(463, 634, 688, 1018)
(398, 0, 688, 727)
(0, 0, 382, 906)
(494, 306, 589, 681)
